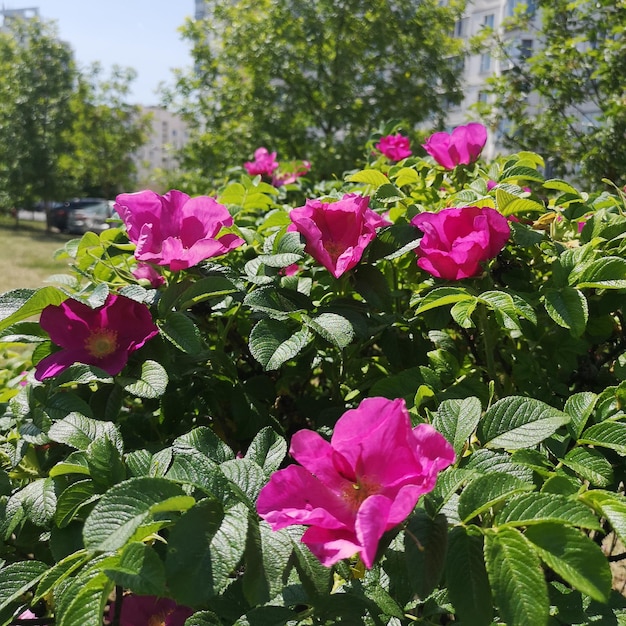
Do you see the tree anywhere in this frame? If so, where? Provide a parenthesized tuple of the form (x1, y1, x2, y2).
(0, 17, 75, 212)
(169, 0, 466, 180)
(60, 63, 151, 199)
(476, 0, 626, 185)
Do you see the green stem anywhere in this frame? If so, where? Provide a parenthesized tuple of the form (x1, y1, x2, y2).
(478, 304, 501, 397)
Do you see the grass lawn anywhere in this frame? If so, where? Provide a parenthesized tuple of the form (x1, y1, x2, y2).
(0, 216, 74, 292)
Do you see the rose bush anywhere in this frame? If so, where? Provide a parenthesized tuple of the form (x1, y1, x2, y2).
(1, 123, 626, 626)
(423, 121, 487, 169)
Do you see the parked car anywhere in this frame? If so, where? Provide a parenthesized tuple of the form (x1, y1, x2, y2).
(47, 198, 108, 232)
(66, 200, 117, 235)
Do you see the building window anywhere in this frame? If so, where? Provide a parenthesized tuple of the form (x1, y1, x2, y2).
(506, 0, 536, 17)
(477, 91, 489, 104)
(520, 39, 533, 60)
(453, 17, 469, 38)
(480, 53, 492, 73)
(483, 14, 495, 29)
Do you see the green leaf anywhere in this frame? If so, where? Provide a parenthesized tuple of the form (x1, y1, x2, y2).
(484, 528, 549, 626)
(158, 312, 203, 354)
(412, 286, 473, 314)
(543, 178, 580, 194)
(0, 560, 48, 610)
(12, 477, 57, 526)
(393, 166, 419, 187)
(446, 527, 492, 626)
(500, 165, 545, 184)
(56, 573, 112, 626)
(562, 447, 614, 487)
(450, 298, 478, 328)
(121, 360, 168, 398)
(345, 169, 389, 187)
(579, 490, 626, 545)
(175, 276, 241, 310)
(458, 472, 534, 523)
(404, 510, 448, 599)
(0, 286, 66, 333)
(244, 427, 287, 475)
(173, 427, 235, 463)
(104, 542, 166, 596)
(496, 189, 545, 215)
(578, 421, 626, 455)
(48, 414, 122, 451)
(573, 256, 626, 289)
(495, 492, 602, 530)
(480, 396, 570, 450)
(83, 477, 195, 551)
(54, 479, 99, 527)
(86, 435, 126, 491)
(432, 396, 482, 456)
(185, 611, 224, 626)
(542, 287, 588, 336)
(249, 318, 311, 370)
(33, 550, 90, 603)
(564, 392, 598, 440)
(524, 522, 611, 602)
(220, 458, 267, 508)
(304, 312, 354, 349)
(374, 182, 405, 204)
(166, 500, 247, 604)
(244, 285, 311, 320)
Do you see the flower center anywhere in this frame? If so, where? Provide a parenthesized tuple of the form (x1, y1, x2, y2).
(148, 611, 172, 626)
(84, 328, 118, 359)
(342, 477, 379, 511)
(324, 240, 346, 262)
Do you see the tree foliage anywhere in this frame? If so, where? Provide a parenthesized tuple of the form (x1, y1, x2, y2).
(0, 18, 75, 210)
(60, 64, 151, 199)
(477, 0, 626, 185)
(170, 0, 466, 180)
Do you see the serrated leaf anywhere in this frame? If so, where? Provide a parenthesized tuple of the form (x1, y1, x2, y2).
(345, 169, 389, 187)
(496, 189, 545, 215)
(166, 500, 246, 604)
(83, 477, 194, 551)
(185, 611, 224, 626)
(458, 472, 534, 523)
(173, 427, 234, 463)
(480, 396, 570, 449)
(393, 167, 419, 187)
(244, 286, 311, 320)
(104, 542, 166, 596)
(496, 492, 602, 530)
(412, 286, 473, 314)
(500, 165, 545, 184)
(463, 449, 533, 482)
(374, 182, 405, 204)
(244, 427, 287, 475)
(54, 479, 99, 527)
(543, 287, 588, 336)
(121, 360, 168, 398)
(33, 550, 90, 603)
(446, 527, 492, 626)
(544, 178, 580, 194)
(175, 276, 240, 310)
(573, 256, 626, 289)
(158, 312, 203, 353)
(220, 458, 266, 508)
(0, 287, 66, 333)
(525, 522, 611, 602)
(48, 414, 122, 452)
(562, 447, 614, 487)
(11, 477, 57, 526)
(249, 319, 311, 370)
(564, 392, 598, 440)
(304, 312, 354, 349)
(484, 528, 549, 626)
(432, 396, 482, 456)
(404, 510, 448, 599)
(56, 573, 112, 626)
(578, 421, 626, 455)
(0, 561, 48, 610)
(579, 490, 626, 545)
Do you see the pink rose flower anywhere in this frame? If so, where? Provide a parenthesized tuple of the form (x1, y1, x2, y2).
(288, 193, 389, 278)
(115, 594, 193, 626)
(257, 397, 455, 568)
(423, 123, 487, 169)
(272, 160, 311, 186)
(35, 293, 159, 380)
(244, 147, 279, 177)
(132, 262, 165, 288)
(375, 133, 412, 161)
(115, 190, 244, 272)
(412, 206, 510, 280)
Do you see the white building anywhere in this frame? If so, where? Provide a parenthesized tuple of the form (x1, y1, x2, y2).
(445, 0, 539, 159)
(134, 106, 189, 191)
(0, 6, 39, 32)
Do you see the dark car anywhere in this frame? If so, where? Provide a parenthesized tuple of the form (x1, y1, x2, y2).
(66, 201, 116, 235)
(47, 198, 108, 232)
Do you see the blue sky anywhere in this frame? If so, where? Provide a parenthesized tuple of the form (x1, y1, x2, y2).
(8, 0, 195, 105)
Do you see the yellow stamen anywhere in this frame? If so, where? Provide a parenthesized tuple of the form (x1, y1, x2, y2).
(84, 328, 118, 358)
